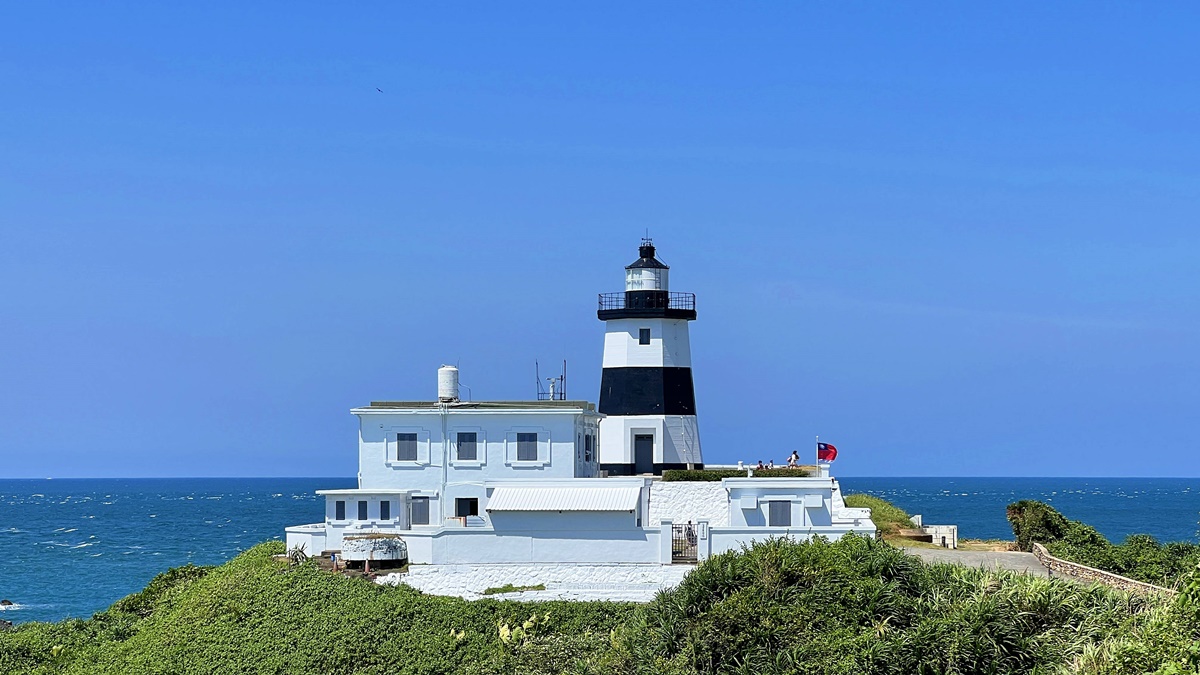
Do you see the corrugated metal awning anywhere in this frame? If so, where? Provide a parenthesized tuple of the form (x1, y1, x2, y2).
(486, 486, 641, 512)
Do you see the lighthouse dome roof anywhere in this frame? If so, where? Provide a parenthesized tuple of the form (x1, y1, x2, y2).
(626, 243, 669, 270)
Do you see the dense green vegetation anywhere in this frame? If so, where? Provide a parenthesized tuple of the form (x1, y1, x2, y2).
(662, 469, 748, 481)
(842, 494, 915, 536)
(4, 535, 1200, 674)
(0, 542, 632, 675)
(1008, 500, 1200, 588)
(661, 468, 810, 481)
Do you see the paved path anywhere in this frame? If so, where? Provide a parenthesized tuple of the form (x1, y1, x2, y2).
(903, 548, 1052, 577)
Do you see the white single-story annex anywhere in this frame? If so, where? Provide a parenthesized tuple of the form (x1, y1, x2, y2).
(285, 242, 876, 568)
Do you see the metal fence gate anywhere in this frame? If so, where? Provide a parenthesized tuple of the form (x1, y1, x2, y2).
(672, 523, 697, 563)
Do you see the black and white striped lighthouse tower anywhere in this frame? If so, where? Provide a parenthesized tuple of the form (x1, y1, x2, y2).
(596, 240, 703, 475)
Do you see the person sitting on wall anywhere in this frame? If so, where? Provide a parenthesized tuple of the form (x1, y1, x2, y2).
(788, 450, 800, 468)
(756, 460, 765, 470)
(767, 459, 774, 469)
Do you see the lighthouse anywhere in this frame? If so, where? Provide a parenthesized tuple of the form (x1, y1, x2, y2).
(596, 240, 703, 475)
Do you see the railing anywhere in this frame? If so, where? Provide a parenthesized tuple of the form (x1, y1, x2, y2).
(598, 292, 696, 312)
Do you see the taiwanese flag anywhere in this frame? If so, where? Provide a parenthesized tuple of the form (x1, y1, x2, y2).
(817, 442, 838, 462)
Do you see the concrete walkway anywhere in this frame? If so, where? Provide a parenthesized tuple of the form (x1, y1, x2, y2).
(903, 547, 1051, 577)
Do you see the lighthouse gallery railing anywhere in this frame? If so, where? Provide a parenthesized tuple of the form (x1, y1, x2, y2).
(597, 292, 696, 312)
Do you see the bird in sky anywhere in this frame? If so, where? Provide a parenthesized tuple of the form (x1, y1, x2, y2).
(376, 88, 383, 93)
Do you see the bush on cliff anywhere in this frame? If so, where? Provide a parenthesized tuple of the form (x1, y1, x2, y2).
(1008, 500, 1200, 588)
(601, 535, 1196, 674)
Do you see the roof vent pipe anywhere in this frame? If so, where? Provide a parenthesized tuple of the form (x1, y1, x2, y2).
(437, 365, 459, 402)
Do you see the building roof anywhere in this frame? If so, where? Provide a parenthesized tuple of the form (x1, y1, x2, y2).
(626, 243, 669, 269)
(362, 400, 596, 411)
(486, 486, 641, 512)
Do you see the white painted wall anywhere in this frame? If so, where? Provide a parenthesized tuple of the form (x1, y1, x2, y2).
(284, 524, 326, 556)
(394, 527, 663, 564)
(708, 526, 867, 555)
(649, 481, 729, 526)
(380, 562, 692, 601)
(598, 415, 701, 466)
(601, 318, 692, 368)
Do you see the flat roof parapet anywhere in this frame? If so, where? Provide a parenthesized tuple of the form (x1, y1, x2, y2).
(366, 400, 596, 412)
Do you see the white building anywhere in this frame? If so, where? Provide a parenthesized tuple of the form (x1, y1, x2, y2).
(285, 241, 875, 568)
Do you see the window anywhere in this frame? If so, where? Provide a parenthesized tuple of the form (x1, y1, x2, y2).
(456, 432, 477, 461)
(584, 434, 593, 462)
(639, 328, 651, 345)
(517, 433, 538, 461)
(335, 500, 346, 520)
(380, 500, 390, 520)
(768, 500, 791, 527)
(411, 497, 429, 525)
(396, 433, 418, 461)
(455, 497, 479, 517)
(357, 500, 369, 520)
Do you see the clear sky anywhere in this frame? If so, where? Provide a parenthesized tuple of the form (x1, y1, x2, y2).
(3, 4, 1199, 478)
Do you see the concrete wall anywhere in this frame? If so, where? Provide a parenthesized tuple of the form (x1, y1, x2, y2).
(397, 527, 663, 564)
(323, 493, 412, 529)
(356, 409, 601, 493)
(601, 318, 692, 368)
(725, 480, 834, 528)
(649, 481, 729, 526)
(284, 524, 326, 556)
(709, 526, 864, 555)
(490, 510, 639, 532)
(599, 415, 701, 466)
(381, 562, 692, 600)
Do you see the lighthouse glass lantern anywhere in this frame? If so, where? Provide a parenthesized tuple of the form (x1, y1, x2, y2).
(625, 264, 668, 292)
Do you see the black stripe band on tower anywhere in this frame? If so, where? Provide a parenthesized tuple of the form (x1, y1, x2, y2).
(598, 367, 696, 416)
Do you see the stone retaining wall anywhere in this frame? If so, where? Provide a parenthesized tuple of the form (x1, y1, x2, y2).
(1031, 543, 1176, 596)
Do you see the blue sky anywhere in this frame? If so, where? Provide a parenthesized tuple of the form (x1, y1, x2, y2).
(2, 4, 1199, 477)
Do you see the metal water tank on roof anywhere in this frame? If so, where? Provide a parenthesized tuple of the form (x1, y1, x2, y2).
(438, 365, 459, 402)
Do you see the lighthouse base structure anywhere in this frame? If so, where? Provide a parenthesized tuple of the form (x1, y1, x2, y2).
(598, 414, 703, 476)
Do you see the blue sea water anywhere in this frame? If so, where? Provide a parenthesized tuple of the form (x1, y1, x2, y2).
(0, 478, 353, 625)
(1, 477, 1197, 625)
(841, 477, 1200, 542)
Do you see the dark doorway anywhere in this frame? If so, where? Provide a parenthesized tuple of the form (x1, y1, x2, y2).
(634, 434, 655, 474)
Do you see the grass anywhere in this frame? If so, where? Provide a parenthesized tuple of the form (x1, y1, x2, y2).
(842, 493, 916, 536)
(482, 584, 547, 596)
(958, 539, 1018, 552)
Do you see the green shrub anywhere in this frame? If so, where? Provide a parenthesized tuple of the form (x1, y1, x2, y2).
(1008, 500, 1200, 588)
(843, 494, 915, 535)
(661, 469, 748, 481)
(602, 535, 1197, 674)
(752, 468, 812, 478)
(661, 468, 810, 481)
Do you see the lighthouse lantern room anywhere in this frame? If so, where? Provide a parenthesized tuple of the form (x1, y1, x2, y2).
(597, 240, 703, 475)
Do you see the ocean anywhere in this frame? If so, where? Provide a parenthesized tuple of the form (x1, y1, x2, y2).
(1, 477, 1197, 625)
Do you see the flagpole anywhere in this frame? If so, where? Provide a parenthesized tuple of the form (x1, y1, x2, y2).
(815, 435, 819, 473)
